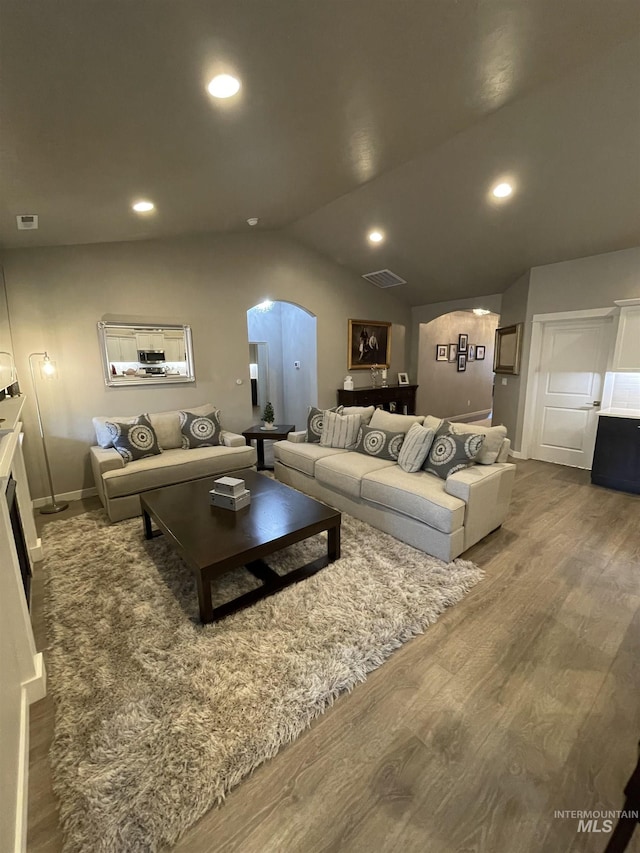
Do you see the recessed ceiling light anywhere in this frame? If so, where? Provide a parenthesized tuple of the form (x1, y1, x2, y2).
(473, 308, 491, 316)
(132, 200, 155, 213)
(207, 74, 241, 99)
(246, 217, 259, 226)
(368, 230, 384, 244)
(492, 182, 513, 199)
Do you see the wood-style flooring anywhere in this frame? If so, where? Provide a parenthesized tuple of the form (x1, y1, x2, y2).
(27, 459, 640, 852)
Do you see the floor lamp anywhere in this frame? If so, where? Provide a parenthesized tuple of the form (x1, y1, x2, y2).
(28, 351, 68, 514)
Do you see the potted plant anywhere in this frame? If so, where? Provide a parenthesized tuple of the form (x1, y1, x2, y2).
(262, 401, 276, 430)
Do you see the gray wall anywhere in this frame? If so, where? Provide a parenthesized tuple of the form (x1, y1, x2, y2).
(416, 310, 499, 419)
(494, 247, 640, 451)
(247, 302, 286, 424)
(1, 232, 411, 500)
(491, 271, 531, 446)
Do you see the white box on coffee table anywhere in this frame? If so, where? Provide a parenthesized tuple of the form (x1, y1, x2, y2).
(210, 489, 251, 511)
(213, 476, 246, 497)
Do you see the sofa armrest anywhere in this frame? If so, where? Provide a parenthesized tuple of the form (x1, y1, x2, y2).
(445, 462, 516, 550)
(287, 431, 308, 444)
(221, 431, 246, 448)
(90, 445, 125, 476)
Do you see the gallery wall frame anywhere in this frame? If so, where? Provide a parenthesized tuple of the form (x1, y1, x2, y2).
(494, 323, 523, 375)
(348, 319, 391, 370)
(436, 344, 448, 361)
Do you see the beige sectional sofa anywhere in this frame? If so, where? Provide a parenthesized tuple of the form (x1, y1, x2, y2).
(274, 409, 515, 561)
(90, 404, 256, 521)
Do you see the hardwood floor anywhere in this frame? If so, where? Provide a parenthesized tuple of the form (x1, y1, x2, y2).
(27, 461, 640, 852)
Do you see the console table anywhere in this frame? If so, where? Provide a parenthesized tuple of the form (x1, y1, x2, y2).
(337, 384, 418, 415)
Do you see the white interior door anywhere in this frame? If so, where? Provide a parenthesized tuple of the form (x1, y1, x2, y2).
(531, 318, 613, 468)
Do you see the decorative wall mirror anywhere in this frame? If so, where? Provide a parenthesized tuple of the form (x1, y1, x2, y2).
(97, 321, 195, 387)
(494, 323, 523, 375)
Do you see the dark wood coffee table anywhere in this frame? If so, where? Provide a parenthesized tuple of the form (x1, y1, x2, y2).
(140, 469, 341, 624)
(242, 424, 295, 470)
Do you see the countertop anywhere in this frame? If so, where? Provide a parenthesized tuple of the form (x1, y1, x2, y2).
(598, 408, 640, 420)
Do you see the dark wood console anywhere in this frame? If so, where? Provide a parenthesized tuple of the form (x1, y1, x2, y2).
(337, 384, 418, 415)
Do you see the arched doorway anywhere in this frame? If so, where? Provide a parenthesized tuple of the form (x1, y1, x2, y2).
(416, 309, 499, 421)
(247, 300, 318, 432)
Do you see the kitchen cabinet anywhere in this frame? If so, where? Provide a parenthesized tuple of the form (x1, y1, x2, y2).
(106, 334, 138, 362)
(591, 414, 640, 494)
(612, 304, 640, 371)
(135, 332, 164, 351)
(163, 334, 185, 361)
(337, 384, 418, 415)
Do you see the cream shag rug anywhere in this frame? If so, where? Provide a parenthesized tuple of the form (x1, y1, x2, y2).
(43, 508, 483, 852)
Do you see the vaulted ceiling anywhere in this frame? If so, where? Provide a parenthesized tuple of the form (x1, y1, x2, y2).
(1, 0, 639, 305)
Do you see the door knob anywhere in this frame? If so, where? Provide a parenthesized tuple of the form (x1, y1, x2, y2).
(592, 401, 601, 407)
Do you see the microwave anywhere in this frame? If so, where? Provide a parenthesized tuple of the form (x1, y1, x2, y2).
(138, 350, 165, 364)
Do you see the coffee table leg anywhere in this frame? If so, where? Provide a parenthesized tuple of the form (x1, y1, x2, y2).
(143, 509, 153, 540)
(196, 573, 214, 624)
(328, 523, 341, 562)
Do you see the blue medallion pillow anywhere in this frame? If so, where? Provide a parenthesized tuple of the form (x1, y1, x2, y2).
(306, 406, 340, 443)
(178, 409, 222, 448)
(353, 424, 405, 461)
(423, 432, 485, 479)
(105, 414, 162, 463)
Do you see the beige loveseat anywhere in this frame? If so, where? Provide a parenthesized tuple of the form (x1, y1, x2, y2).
(274, 408, 515, 561)
(90, 404, 257, 522)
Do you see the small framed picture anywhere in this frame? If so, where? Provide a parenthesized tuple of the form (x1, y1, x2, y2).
(458, 333, 468, 353)
(448, 343, 457, 362)
(468, 344, 475, 361)
(476, 345, 486, 360)
(436, 344, 448, 361)
(398, 372, 410, 385)
(457, 353, 467, 372)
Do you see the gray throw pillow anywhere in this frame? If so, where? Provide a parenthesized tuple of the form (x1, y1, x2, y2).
(397, 423, 435, 473)
(424, 432, 485, 479)
(105, 414, 162, 463)
(306, 406, 339, 443)
(353, 424, 405, 461)
(178, 409, 222, 448)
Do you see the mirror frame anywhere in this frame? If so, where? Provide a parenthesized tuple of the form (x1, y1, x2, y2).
(97, 320, 196, 387)
(493, 323, 523, 375)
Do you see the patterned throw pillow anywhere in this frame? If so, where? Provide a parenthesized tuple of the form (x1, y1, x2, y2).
(397, 423, 435, 473)
(105, 414, 162, 463)
(424, 432, 485, 480)
(353, 424, 405, 461)
(306, 406, 339, 443)
(319, 411, 361, 449)
(178, 409, 222, 448)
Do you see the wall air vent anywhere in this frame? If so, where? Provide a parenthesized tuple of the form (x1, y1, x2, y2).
(362, 268, 406, 288)
(16, 214, 38, 230)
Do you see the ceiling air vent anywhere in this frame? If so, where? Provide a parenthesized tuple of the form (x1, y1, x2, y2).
(362, 268, 406, 288)
(16, 214, 38, 230)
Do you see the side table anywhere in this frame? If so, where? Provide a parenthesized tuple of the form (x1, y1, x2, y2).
(242, 424, 295, 471)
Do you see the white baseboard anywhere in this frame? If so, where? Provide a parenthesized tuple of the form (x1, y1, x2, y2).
(14, 690, 29, 853)
(32, 485, 97, 509)
(509, 450, 527, 459)
(448, 409, 492, 424)
(29, 537, 42, 563)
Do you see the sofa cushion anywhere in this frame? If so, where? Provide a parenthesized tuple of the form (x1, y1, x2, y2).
(93, 403, 217, 450)
(339, 405, 375, 426)
(397, 423, 436, 473)
(102, 444, 256, 499)
(447, 422, 508, 464)
(306, 406, 339, 443)
(179, 409, 222, 448)
(105, 414, 162, 463)
(424, 433, 485, 480)
(369, 410, 425, 433)
(315, 452, 395, 499)
(274, 440, 348, 477)
(320, 411, 361, 449)
(354, 424, 405, 462)
(361, 467, 466, 534)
